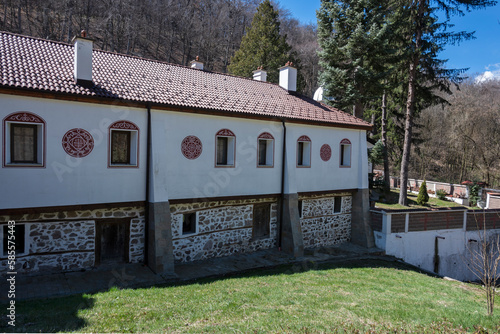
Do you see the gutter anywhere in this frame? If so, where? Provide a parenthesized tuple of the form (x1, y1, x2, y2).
(279, 119, 287, 249)
(144, 102, 152, 265)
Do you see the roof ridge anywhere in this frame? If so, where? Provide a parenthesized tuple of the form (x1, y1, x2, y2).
(0, 31, 284, 89)
(0, 30, 74, 48)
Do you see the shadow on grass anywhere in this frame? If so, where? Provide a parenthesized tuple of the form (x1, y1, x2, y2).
(0, 294, 94, 333)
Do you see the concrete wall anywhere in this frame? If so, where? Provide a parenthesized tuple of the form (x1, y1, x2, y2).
(390, 177, 468, 198)
(372, 208, 500, 281)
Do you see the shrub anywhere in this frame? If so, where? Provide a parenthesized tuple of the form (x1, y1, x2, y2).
(417, 181, 429, 205)
(436, 189, 448, 201)
(469, 183, 481, 207)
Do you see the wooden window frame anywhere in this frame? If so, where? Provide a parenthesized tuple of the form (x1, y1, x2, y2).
(10, 123, 38, 164)
(257, 132, 275, 168)
(296, 135, 311, 168)
(333, 197, 342, 213)
(215, 129, 236, 168)
(340, 138, 352, 168)
(3, 112, 46, 168)
(111, 130, 131, 164)
(108, 120, 139, 168)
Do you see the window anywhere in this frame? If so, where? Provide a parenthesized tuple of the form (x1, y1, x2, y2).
(11, 124, 37, 163)
(340, 139, 351, 167)
(111, 131, 131, 164)
(257, 132, 274, 167)
(217, 137, 228, 165)
(2, 224, 27, 256)
(334, 197, 342, 213)
(297, 135, 311, 167)
(182, 213, 197, 235)
(253, 203, 270, 239)
(215, 129, 235, 167)
(3, 112, 45, 167)
(108, 121, 139, 167)
(298, 200, 303, 218)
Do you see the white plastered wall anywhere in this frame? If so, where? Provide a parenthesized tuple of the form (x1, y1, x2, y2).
(0, 94, 147, 209)
(0, 93, 369, 208)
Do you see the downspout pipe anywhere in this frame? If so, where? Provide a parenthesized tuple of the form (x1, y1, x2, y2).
(279, 119, 287, 249)
(144, 102, 152, 265)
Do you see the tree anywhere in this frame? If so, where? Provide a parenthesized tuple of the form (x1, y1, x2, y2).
(228, 0, 298, 85)
(317, 0, 392, 119)
(396, 0, 496, 206)
(409, 80, 500, 187)
(467, 212, 500, 316)
(416, 180, 429, 205)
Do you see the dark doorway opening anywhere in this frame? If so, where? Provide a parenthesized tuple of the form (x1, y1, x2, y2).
(95, 219, 130, 266)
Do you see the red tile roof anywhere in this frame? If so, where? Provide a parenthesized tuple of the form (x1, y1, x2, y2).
(0, 32, 371, 129)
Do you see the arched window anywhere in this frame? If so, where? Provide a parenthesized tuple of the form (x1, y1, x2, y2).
(215, 129, 236, 167)
(108, 120, 139, 167)
(257, 132, 274, 167)
(297, 135, 311, 167)
(3, 112, 46, 167)
(340, 138, 351, 167)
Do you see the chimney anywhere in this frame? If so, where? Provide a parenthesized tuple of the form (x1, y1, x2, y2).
(279, 61, 297, 92)
(72, 30, 93, 86)
(189, 56, 204, 70)
(252, 66, 267, 82)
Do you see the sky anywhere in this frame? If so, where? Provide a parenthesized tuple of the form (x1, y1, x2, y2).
(281, 0, 500, 81)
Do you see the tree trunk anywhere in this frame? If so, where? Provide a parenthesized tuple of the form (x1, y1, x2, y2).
(381, 91, 390, 189)
(370, 113, 376, 138)
(399, 0, 425, 206)
(398, 62, 415, 206)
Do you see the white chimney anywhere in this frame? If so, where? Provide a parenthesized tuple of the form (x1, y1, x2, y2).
(72, 30, 93, 85)
(279, 61, 297, 92)
(189, 56, 204, 70)
(253, 66, 267, 82)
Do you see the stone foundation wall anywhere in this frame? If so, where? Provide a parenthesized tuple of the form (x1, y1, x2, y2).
(0, 205, 145, 274)
(299, 193, 352, 249)
(170, 197, 278, 262)
(129, 218, 146, 263)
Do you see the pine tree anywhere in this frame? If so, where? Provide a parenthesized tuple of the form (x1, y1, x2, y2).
(417, 181, 429, 205)
(396, 0, 495, 206)
(228, 0, 298, 85)
(317, 0, 392, 119)
(369, 140, 385, 166)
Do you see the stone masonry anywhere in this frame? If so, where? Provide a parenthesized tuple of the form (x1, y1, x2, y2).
(170, 198, 278, 262)
(0, 205, 145, 274)
(299, 193, 352, 249)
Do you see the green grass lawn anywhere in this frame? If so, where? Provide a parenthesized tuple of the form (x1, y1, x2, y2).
(4, 260, 499, 333)
(375, 190, 467, 210)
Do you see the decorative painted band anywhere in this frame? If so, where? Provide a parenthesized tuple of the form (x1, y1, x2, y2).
(0, 201, 146, 216)
(168, 193, 281, 205)
(297, 189, 357, 197)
